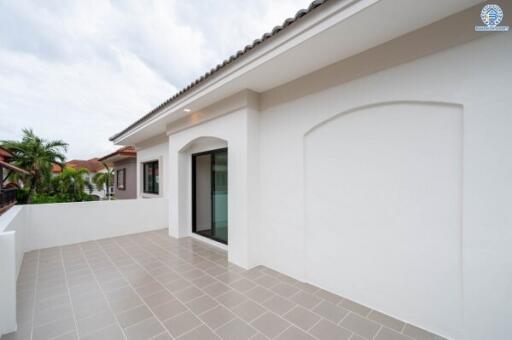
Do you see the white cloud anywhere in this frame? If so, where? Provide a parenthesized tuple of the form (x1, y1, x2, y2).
(0, 0, 311, 159)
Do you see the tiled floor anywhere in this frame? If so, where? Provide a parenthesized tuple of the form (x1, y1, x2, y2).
(6, 230, 445, 340)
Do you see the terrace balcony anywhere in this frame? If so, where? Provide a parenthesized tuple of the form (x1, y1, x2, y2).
(0, 200, 444, 340)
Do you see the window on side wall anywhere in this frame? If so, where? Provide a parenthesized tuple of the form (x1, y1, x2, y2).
(143, 161, 159, 194)
(116, 168, 126, 190)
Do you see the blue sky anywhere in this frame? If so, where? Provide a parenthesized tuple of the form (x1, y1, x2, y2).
(0, 0, 311, 160)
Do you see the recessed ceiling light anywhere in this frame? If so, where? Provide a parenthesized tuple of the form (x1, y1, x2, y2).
(184, 108, 191, 112)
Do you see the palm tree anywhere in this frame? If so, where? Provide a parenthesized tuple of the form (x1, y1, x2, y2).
(1, 128, 68, 202)
(92, 163, 114, 200)
(51, 167, 93, 201)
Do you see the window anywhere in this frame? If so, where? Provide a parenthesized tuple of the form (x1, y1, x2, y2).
(116, 169, 126, 190)
(143, 161, 159, 194)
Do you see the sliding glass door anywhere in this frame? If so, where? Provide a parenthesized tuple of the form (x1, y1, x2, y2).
(192, 148, 228, 244)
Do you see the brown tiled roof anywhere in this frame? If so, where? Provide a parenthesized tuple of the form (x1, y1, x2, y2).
(110, 0, 329, 141)
(98, 146, 136, 162)
(51, 164, 62, 173)
(63, 158, 105, 173)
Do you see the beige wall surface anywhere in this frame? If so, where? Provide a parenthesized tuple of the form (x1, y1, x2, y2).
(114, 158, 137, 200)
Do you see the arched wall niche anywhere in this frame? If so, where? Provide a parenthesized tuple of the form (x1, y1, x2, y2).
(302, 100, 463, 337)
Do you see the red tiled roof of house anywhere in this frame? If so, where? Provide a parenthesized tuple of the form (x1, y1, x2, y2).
(66, 158, 105, 172)
(51, 164, 63, 173)
(52, 158, 105, 173)
(98, 146, 136, 162)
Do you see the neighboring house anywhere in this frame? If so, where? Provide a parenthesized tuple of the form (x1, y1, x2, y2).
(0, 147, 29, 211)
(107, 1, 510, 339)
(52, 158, 111, 199)
(98, 146, 137, 199)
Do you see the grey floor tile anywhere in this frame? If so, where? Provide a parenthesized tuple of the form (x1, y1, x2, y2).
(134, 281, 165, 298)
(251, 312, 291, 339)
(314, 289, 343, 304)
(231, 300, 266, 323)
(177, 325, 220, 340)
(152, 332, 173, 340)
(152, 299, 188, 321)
(375, 327, 413, 340)
(191, 275, 219, 289)
(32, 317, 76, 340)
(215, 318, 257, 340)
(51, 331, 78, 340)
(77, 310, 116, 336)
(110, 295, 144, 314)
(403, 324, 446, 340)
(175, 286, 205, 302)
(368, 310, 405, 332)
(340, 299, 371, 317)
(116, 305, 153, 328)
(349, 334, 366, 340)
(309, 319, 351, 340)
(230, 279, 257, 293)
(271, 283, 301, 299)
(73, 298, 111, 320)
(262, 295, 296, 315)
(142, 290, 174, 309)
(248, 333, 268, 340)
(294, 282, 319, 294)
(340, 313, 380, 339)
(33, 303, 73, 327)
(283, 306, 321, 330)
(100, 278, 130, 293)
(215, 271, 243, 284)
(81, 324, 125, 340)
(9, 231, 448, 340)
(215, 290, 248, 308)
(199, 305, 236, 329)
(186, 295, 218, 314)
(254, 274, 280, 288)
(290, 291, 322, 309)
(164, 278, 191, 292)
(245, 286, 274, 302)
(181, 268, 206, 280)
(202, 282, 231, 297)
(163, 311, 202, 338)
(276, 326, 316, 340)
(124, 316, 164, 340)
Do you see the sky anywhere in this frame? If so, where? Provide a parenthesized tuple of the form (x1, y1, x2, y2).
(0, 0, 311, 160)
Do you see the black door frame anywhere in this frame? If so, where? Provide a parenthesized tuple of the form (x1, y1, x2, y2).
(191, 147, 228, 244)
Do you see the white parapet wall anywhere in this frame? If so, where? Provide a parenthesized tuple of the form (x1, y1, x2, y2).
(24, 198, 169, 251)
(0, 206, 26, 336)
(0, 198, 168, 337)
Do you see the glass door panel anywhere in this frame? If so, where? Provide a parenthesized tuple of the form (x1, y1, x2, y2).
(212, 150, 228, 243)
(192, 148, 228, 244)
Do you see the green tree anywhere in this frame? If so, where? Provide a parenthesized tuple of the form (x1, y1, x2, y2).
(1, 129, 68, 202)
(51, 167, 93, 201)
(92, 163, 114, 199)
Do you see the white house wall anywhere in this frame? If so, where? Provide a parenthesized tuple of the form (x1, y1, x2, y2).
(167, 102, 259, 268)
(135, 136, 170, 199)
(155, 11, 511, 339)
(254, 32, 511, 340)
